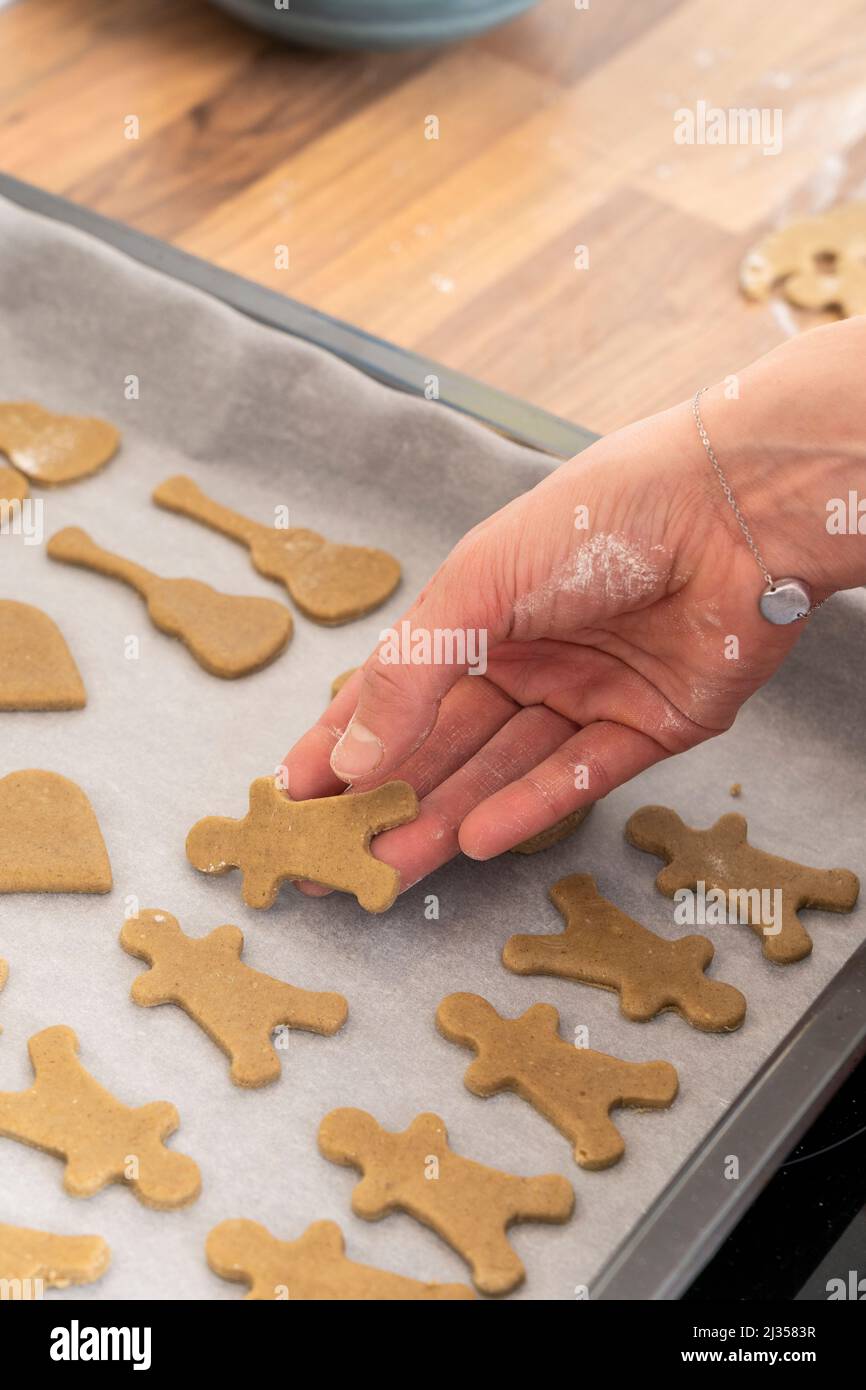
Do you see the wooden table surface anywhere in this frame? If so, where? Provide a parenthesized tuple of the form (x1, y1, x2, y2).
(1, 0, 865, 436)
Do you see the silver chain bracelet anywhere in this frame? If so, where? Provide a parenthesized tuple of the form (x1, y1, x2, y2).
(693, 387, 821, 624)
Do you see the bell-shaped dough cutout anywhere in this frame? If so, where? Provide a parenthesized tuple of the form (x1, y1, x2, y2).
(0, 403, 119, 485)
(0, 602, 86, 710)
(0, 771, 112, 893)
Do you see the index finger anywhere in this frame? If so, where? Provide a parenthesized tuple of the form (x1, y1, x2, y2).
(281, 667, 365, 801)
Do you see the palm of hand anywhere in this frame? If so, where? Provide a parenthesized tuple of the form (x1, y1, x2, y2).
(286, 409, 803, 892)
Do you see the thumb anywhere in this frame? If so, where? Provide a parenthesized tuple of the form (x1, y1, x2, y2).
(330, 542, 506, 784)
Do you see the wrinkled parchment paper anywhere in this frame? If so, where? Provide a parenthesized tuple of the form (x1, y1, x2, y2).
(0, 195, 863, 1300)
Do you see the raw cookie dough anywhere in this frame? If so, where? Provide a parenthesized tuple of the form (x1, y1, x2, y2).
(153, 475, 401, 625)
(0, 465, 28, 505)
(510, 805, 593, 855)
(331, 667, 358, 697)
(0, 1025, 200, 1209)
(120, 909, 348, 1087)
(207, 1219, 474, 1301)
(186, 777, 418, 913)
(0, 1223, 110, 1293)
(436, 993, 678, 1170)
(626, 805, 860, 965)
(0, 770, 111, 893)
(740, 202, 866, 318)
(0, 601, 86, 710)
(0, 402, 119, 484)
(318, 1108, 574, 1296)
(503, 873, 747, 1032)
(47, 525, 292, 679)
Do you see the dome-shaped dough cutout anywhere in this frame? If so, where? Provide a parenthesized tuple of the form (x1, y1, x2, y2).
(0, 467, 28, 505)
(0, 771, 112, 893)
(0, 602, 86, 710)
(0, 402, 119, 485)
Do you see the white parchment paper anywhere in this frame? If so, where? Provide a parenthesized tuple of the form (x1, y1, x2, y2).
(0, 194, 863, 1301)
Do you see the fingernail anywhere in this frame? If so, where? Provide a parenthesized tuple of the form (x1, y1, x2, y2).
(330, 720, 383, 780)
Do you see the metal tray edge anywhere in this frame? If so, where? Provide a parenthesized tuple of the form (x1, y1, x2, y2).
(592, 939, 866, 1299)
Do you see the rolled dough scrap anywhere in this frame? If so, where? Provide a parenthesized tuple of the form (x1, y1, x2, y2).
(0, 1222, 110, 1293)
(186, 776, 418, 913)
(153, 475, 401, 625)
(120, 909, 348, 1087)
(626, 805, 860, 965)
(0, 465, 28, 504)
(331, 667, 358, 697)
(0, 402, 119, 484)
(0, 770, 111, 893)
(740, 203, 866, 318)
(436, 993, 678, 1170)
(318, 1108, 574, 1296)
(47, 525, 292, 679)
(510, 805, 593, 855)
(0, 601, 86, 710)
(503, 873, 746, 1032)
(207, 1219, 474, 1301)
(0, 1024, 200, 1208)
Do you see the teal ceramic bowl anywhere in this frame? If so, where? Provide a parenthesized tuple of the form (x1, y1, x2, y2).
(209, 0, 537, 50)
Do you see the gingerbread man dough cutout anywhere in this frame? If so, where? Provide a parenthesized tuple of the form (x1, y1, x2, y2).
(120, 910, 348, 1087)
(0, 1222, 110, 1293)
(319, 1108, 573, 1295)
(503, 873, 747, 1032)
(0, 402, 119, 485)
(626, 806, 860, 965)
(0, 1026, 200, 1208)
(154, 475, 401, 625)
(436, 994, 678, 1170)
(207, 1219, 474, 1301)
(186, 777, 418, 912)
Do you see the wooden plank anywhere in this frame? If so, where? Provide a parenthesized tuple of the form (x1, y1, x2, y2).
(65, 47, 435, 240)
(416, 188, 784, 430)
(0, 0, 261, 190)
(184, 47, 555, 277)
(0, 0, 864, 433)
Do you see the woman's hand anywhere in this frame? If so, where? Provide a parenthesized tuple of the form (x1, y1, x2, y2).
(282, 319, 866, 894)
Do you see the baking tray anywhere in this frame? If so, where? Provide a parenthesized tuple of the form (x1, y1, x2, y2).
(0, 174, 863, 1301)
